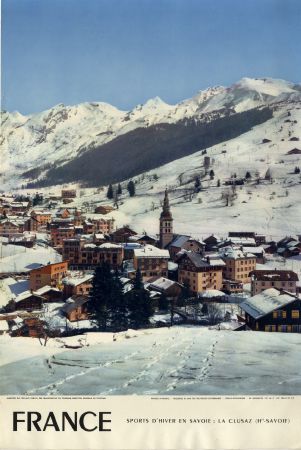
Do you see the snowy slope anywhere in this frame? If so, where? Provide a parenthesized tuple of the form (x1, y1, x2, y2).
(50, 98, 300, 240)
(1, 77, 300, 188)
(1, 326, 301, 395)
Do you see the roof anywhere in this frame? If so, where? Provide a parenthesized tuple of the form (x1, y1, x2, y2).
(219, 246, 256, 260)
(134, 245, 170, 258)
(63, 274, 93, 287)
(240, 288, 298, 319)
(147, 277, 177, 291)
(62, 296, 89, 313)
(35, 285, 61, 295)
(15, 291, 45, 303)
(170, 235, 190, 248)
(227, 237, 256, 246)
(250, 270, 299, 282)
(180, 252, 224, 268)
(99, 243, 122, 249)
(243, 246, 265, 254)
(199, 289, 225, 298)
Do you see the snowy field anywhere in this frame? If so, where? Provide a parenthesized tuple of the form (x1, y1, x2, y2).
(1, 326, 301, 396)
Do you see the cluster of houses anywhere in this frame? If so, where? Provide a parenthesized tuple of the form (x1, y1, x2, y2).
(0, 189, 300, 336)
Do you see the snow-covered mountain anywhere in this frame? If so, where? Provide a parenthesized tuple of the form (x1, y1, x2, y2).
(1, 77, 300, 189)
(51, 94, 300, 240)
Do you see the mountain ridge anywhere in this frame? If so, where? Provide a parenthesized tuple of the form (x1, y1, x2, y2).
(1, 77, 300, 189)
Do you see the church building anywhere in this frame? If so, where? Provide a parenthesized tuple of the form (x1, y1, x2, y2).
(159, 189, 174, 249)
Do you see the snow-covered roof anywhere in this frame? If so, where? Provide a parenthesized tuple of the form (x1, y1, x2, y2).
(99, 243, 122, 249)
(147, 277, 177, 291)
(219, 246, 256, 259)
(200, 289, 226, 298)
(228, 237, 256, 246)
(240, 288, 298, 319)
(134, 245, 169, 258)
(15, 290, 44, 303)
(94, 233, 105, 239)
(63, 274, 93, 287)
(168, 261, 178, 271)
(35, 285, 61, 295)
(170, 235, 190, 248)
(243, 246, 265, 254)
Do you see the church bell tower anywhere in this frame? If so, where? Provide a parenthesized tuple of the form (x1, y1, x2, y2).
(159, 189, 173, 248)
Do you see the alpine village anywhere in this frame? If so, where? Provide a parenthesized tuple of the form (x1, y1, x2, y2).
(0, 186, 300, 340)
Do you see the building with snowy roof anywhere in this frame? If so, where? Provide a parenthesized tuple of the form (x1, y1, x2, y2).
(250, 270, 299, 296)
(240, 288, 301, 332)
(177, 251, 224, 294)
(133, 245, 170, 280)
(219, 246, 256, 284)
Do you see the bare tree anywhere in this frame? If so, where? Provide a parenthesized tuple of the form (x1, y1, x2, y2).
(207, 304, 223, 325)
(221, 188, 235, 206)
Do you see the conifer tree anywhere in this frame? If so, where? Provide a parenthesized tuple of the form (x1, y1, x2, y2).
(117, 183, 122, 195)
(109, 270, 128, 331)
(107, 184, 114, 199)
(88, 262, 112, 330)
(126, 269, 154, 329)
(209, 169, 215, 180)
(127, 180, 135, 197)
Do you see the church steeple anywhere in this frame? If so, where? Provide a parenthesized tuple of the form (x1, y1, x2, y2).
(159, 189, 173, 248)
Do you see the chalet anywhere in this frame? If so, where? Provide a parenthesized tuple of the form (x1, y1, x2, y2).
(242, 246, 265, 263)
(135, 234, 157, 246)
(0, 218, 29, 237)
(178, 252, 225, 294)
(203, 235, 221, 252)
(62, 296, 90, 322)
(168, 235, 204, 260)
(8, 233, 36, 248)
(63, 273, 93, 298)
(14, 291, 44, 311)
(34, 285, 63, 303)
(145, 276, 182, 301)
(219, 247, 256, 284)
(29, 261, 68, 290)
(219, 237, 257, 247)
(94, 205, 115, 215)
(249, 270, 299, 296)
(240, 288, 301, 332)
(10, 201, 30, 215)
(61, 189, 77, 199)
(222, 279, 244, 294)
(12, 317, 46, 338)
(111, 226, 137, 243)
(276, 237, 300, 258)
(133, 245, 170, 280)
(56, 208, 72, 219)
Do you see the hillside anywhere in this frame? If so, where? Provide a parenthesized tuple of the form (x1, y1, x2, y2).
(61, 98, 301, 239)
(1, 77, 300, 189)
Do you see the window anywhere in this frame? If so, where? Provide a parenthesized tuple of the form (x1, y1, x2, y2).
(273, 310, 283, 319)
(292, 310, 300, 319)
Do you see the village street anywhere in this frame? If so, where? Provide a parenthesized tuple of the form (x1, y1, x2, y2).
(1, 326, 301, 396)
